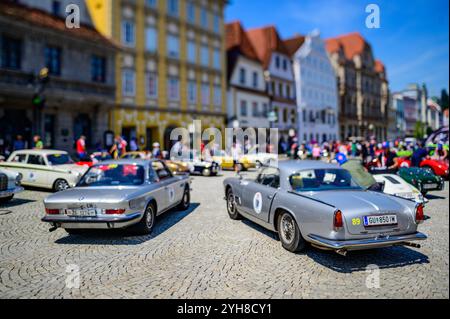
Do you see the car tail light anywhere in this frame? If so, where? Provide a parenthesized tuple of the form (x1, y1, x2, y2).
(45, 208, 60, 215)
(415, 204, 424, 224)
(333, 210, 343, 230)
(104, 209, 126, 215)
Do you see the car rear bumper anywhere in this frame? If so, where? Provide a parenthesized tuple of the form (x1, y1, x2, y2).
(0, 186, 24, 198)
(307, 232, 427, 251)
(41, 212, 142, 229)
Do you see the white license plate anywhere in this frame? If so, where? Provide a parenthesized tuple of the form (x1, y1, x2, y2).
(65, 209, 97, 217)
(423, 183, 437, 190)
(363, 215, 397, 227)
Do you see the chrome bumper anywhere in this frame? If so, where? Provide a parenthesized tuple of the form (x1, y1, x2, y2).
(41, 212, 142, 229)
(307, 232, 427, 251)
(0, 186, 24, 198)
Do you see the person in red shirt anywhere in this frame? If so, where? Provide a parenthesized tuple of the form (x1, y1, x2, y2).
(76, 136, 87, 159)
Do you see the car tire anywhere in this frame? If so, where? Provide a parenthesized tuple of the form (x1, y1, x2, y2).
(54, 179, 70, 192)
(277, 211, 306, 253)
(177, 187, 190, 211)
(202, 168, 211, 177)
(65, 229, 83, 235)
(0, 195, 14, 203)
(131, 203, 156, 235)
(226, 188, 241, 220)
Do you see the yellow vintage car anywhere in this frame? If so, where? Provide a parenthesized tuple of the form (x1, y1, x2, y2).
(165, 160, 191, 175)
(212, 151, 255, 171)
(120, 151, 152, 160)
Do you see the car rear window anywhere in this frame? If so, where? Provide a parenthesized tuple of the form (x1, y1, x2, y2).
(78, 164, 145, 187)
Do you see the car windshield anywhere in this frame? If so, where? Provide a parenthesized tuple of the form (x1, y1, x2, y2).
(78, 164, 145, 187)
(290, 169, 362, 192)
(47, 154, 74, 165)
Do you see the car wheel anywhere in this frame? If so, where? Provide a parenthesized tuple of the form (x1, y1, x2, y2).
(131, 203, 156, 235)
(277, 211, 306, 253)
(0, 195, 14, 204)
(226, 188, 241, 220)
(65, 229, 83, 235)
(202, 168, 211, 176)
(177, 187, 190, 211)
(54, 179, 70, 192)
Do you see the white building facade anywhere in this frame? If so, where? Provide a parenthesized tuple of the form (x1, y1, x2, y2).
(286, 31, 339, 143)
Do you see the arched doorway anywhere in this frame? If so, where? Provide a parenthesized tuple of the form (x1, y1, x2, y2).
(0, 110, 32, 153)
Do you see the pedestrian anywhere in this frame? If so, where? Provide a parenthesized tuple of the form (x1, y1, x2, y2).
(129, 138, 139, 152)
(411, 141, 429, 167)
(76, 135, 87, 159)
(33, 135, 44, 149)
(152, 142, 162, 159)
(109, 135, 121, 159)
(119, 136, 128, 156)
(312, 143, 321, 160)
(13, 135, 25, 151)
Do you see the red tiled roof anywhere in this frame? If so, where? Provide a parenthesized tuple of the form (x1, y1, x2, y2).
(284, 35, 306, 57)
(0, 0, 118, 48)
(374, 60, 385, 73)
(325, 32, 369, 60)
(225, 21, 259, 61)
(246, 25, 289, 68)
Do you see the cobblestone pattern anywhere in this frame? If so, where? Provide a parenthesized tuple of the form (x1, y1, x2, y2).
(0, 172, 448, 299)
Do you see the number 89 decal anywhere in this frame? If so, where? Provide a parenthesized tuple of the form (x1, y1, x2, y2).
(352, 218, 361, 226)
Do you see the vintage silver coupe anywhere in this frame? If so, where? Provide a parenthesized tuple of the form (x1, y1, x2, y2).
(224, 161, 427, 255)
(42, 159, 191, 235)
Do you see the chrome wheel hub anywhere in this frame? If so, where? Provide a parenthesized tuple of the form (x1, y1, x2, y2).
(281, 215, 295, 244)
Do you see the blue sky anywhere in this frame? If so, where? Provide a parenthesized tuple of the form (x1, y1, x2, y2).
(225, 0, 449, 98)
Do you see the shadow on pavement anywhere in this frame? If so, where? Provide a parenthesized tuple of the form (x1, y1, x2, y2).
(54, 203, 200, 245)
(0, 198, 35, 208)
(425, 194, 446, 200)
(305, 245, 429, 273)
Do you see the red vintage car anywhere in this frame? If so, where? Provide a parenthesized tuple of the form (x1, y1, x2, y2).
(420, 159, 449, 179)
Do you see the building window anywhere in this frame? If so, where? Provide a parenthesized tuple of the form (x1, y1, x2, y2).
(262, 103, 268, 117)
(213, 48, 221, 69)
(239, 68, 246, 85)
(145, 27, 157, 52)
(187, 80, 197, 104)
(122, 70, 135, 97)
(122, 21, 135, 46)
(167, 35, 180, 58)
(200, 45, 209, 66)
(252, 102, 259, 117)
(200, 7, 208, 29)
(240, 100, 248, 117)
(252, 72, 258, 88)
(187, 41, 196, 63)
(146, 73, 158, 98)
(52, 0, 61, 16)
(201, 83, 210, 105)
(213, 14, 220, 33)
(167, 77, 180, 101)
(213, 85, 222, 107)
(45, 46, 61, 76)
(91, 55, 106, 83)
(1, 36, 21, 70)
(186, 1, 196, 23)
(275, 56, 280, 69)
(167, 0, 179, 16)
(282, 58, 288, 71)
(146, 0, 157, 8)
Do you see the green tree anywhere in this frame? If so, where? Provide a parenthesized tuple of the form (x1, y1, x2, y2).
(440, 89, 449, 110)
(414, 121, 426, 139)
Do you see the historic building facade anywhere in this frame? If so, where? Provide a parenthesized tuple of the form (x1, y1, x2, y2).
(285, 30, 339, 143)
(87, 0, 227, 150)
(326, 32, 389, 141)
(0, 0, 116, 152)
(225, 21, 270, 130)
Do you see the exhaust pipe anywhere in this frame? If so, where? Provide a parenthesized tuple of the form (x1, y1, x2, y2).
(336, 249, 347, 256)
(402, 242, 421, 249)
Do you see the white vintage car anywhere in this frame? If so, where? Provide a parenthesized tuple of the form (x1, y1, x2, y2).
(0, 169, 24, 203)
(0, 150, 88, 192)
(373, 173, 428, 204)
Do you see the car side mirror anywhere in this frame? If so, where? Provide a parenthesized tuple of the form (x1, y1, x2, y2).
(238, 172, 247, 180)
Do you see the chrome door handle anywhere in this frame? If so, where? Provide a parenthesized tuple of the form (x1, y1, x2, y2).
(267, 195, 273, 200)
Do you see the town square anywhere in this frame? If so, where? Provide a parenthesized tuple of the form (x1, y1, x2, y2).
(0, 0, 449, 301)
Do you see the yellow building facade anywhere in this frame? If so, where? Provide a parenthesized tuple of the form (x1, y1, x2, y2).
(87, 0, 227, 150)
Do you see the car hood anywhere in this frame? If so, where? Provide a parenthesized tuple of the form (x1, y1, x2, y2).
(53, 164, 88, 174)
(44, 187, 141, 204)
(308, 190, 404, 212)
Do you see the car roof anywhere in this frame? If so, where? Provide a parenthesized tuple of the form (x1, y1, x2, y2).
(274, 160, 340, 172)
(11, 149, 68, 156)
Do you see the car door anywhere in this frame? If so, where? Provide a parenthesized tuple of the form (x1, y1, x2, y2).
(159, 160, 186, 207)
(151, 161, 182, 212)
(23, 154, 49, 187)
(241, 167, 280, 223)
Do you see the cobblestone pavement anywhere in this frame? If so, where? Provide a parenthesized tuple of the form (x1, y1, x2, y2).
(0, 171, 448, 299)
